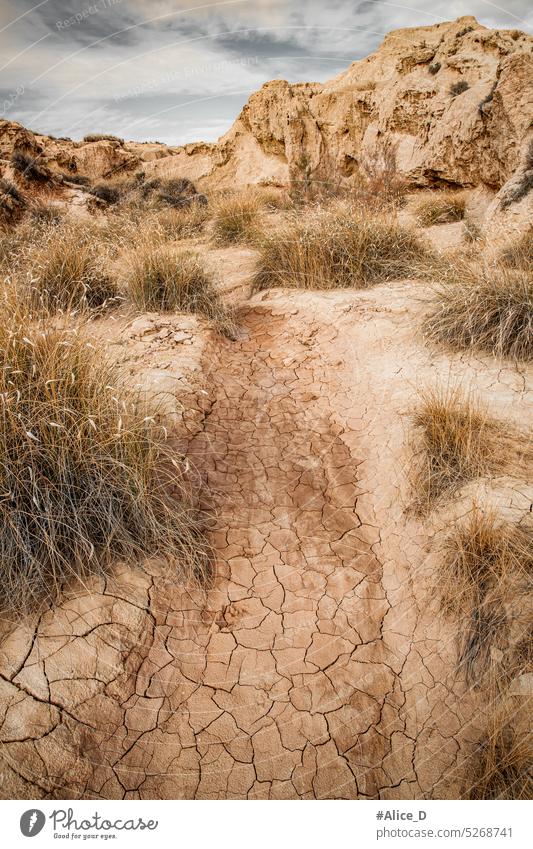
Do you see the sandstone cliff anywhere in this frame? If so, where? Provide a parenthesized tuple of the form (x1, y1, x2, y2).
(141, 16, 533, 199)
(1, 16, 532, 223)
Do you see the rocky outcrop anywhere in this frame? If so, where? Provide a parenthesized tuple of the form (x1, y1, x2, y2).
(2, 17, 532, 210)
(0, 121, 179, 181)
(144, 16, 533, 200)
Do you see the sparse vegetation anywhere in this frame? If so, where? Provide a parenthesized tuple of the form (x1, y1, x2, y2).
(0, 178, 25, 224)
(424, 260, 533, 359)
(26, 223, 118, 312)
(478, 82, 497, 117)
(83, 133, 124, 144)
(413, 190, 467, 226)
(358, 140, 408, 209)
(11, 150, 48, 181)
(252, 205, 430, 292)
(412, 386, 527, 509)
(428, 62, 441, 74)
(437, 509, 532, 683)
(211, 194, 262, 245)
(499, 230, 533, 271)
(450, 79, 470, 97)
(126, 245, 233, 334)
(90, 183, 122, 204)
(62, 173, 90, 186)
(456, 26, 474, 38)
(0, 318, 209, 612)
(468, 713, 533, 800)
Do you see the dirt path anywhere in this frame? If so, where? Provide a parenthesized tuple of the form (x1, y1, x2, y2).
(4, 279, 528, 800)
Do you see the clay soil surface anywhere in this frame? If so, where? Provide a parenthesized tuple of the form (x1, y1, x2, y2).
(0, 232, 531, 800)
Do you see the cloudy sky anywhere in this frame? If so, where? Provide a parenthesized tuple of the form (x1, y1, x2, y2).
(1, 1, 531, 145)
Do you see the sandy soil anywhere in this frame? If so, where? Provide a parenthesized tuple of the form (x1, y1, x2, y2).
(0, 240, 531, 800)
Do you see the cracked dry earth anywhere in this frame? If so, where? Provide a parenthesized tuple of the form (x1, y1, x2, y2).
(0, 278, 530, 800)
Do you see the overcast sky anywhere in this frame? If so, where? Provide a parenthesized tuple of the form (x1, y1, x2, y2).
(1, 1, 531, 145)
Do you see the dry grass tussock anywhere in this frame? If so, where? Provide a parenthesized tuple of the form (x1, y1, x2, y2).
(0, 314, 210, 613)
(1, 209, 68, 277)
(211, 193, 262, 245)
(467, 703, 532, 799)
(126, 244, 234, 335)
(151, 201, 210, 240)
(412, 385, 531, 510)
(250, 186, 293, 210)
(499, 229, 533, 272)
(437, 509, 532, 684)
(252, 204, 431, 292)
(83, 133, 124, 144)
(23, 221, 119, 313)
(424, 259, 533, 360)
(413, 190, 467, 226)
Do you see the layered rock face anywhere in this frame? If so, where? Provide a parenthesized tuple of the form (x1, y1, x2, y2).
(0, 121, 175, 181)
(1, 16, 532, 200)
(145, 16, 533, 197)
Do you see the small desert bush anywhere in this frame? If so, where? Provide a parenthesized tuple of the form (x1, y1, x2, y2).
(439, 511, 532, 609)
(0, 320, 208, 612)
(413, 190, 467, 226)
(26, 223, 118, 312)
(126, 245, 233, 333)
(90, 183, 122, 204)
(140, 177, 206, 210)
(211, 194, 262, 245)
(412, 386, 527, 509)
(153, 201, 210, 240)
(424, 260, 533, 359)
(0, 179, 22, 205)
(468, 708, 533, 799)
(360, 140, 409, 209)
(252, 205, 430, 292)
(11, 150, 48, 182)
(0, 178, 25, 224)
(83, 133, 124, 145)
(463, 216, 482, 243)
(499, 230, 532, 272)
(28, 200, 64, 228)
(428, 62, 441, 74)
(450, 79, 470, 97)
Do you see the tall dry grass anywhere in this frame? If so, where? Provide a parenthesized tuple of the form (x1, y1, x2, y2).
(0, 312, 210, 613)
(499, 230, 533, 272)
(24, 222, 118, 313)
(126, 244, 234, 335)
(466, 696, 532, 799)
(412, 386, 529, 510)
(413, 190, 467, 226)
(437, 509, 532, 681)
(424, 260, 533, 360)
(252, 204, 430, 292)
(211, 193, 262, 245)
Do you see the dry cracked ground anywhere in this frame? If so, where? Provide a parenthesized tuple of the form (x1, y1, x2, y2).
(0, 247, 531, 799)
